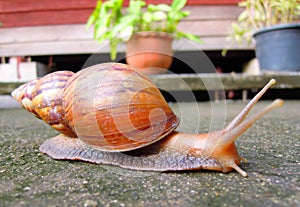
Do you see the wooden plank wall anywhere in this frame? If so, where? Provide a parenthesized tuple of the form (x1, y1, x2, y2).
(0, 0, 248, 57)
(0, 0, 95, 28)
(0, 0, 241, 28)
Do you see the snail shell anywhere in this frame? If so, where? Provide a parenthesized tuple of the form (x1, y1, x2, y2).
(13, 71, 77, 137)
(13, 63, 178, 151)
(12, 79, 40, 118)
(62, 63, 179, 151)
(31, 71, 77, 137)
(12, 63, 284, 177)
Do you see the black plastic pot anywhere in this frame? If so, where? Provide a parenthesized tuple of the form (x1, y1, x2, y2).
(253, 23, 300, 72)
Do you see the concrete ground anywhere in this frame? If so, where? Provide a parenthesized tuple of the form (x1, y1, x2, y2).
(0, 99, 299, 207)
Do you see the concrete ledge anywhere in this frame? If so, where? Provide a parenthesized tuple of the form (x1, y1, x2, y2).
(1, 73, 300, 95)
(0, 95, 20, 108)
(0, 82, 24, 95)
(150, 72, 300, 91)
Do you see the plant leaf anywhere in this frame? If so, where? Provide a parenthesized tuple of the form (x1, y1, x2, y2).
(152, 11, 167, 21)
(120, 26, 133, 41)
(143, 12, 152, 23)
(86, 0, 102, 29)
(148, 4, 171, 12)
(171, 0, 187, 11)
(176, 31, 203, 44)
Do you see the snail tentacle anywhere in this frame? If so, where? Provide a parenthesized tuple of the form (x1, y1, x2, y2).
(224, 79, 276, 131)
(228, 161, 248, 177)
(220, 99, 284, 147)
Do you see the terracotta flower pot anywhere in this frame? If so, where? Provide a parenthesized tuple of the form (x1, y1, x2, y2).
(126, 32, 173, 74)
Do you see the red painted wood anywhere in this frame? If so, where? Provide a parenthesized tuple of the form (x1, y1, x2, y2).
(0, 0, 240, 13)
(146, 0, 240, 5)
(0, 10, 93, 28)
(0, 0, 241, 28)
(0, 0, 96, 13)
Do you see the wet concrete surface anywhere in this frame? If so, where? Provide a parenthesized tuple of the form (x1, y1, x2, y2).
(0, 100, 299, 206)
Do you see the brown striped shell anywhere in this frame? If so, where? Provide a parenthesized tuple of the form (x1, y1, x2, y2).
(11, 79, 40, 118)
(13, 63, 179, 152)
(31, 71, 77, 138)
(63, 63, 179, 152)
(13, 71, 77, 138)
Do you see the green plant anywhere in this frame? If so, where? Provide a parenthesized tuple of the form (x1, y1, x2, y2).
(229, 0, 300, 45)
(87, 0, 202, 60)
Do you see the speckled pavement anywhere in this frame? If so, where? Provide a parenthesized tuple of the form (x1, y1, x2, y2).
(0, 100, 299, 206)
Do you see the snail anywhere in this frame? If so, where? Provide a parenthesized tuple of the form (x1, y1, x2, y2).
(12, 63, 283, 177)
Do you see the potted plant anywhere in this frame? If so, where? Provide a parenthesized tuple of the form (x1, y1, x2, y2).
(225, 0, 300, 72)
(86, 0, 202, 73)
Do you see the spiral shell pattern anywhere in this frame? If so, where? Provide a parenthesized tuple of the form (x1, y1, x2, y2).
(12, 71, 77, 137)
(63, 63, 179, 152)
(30, 71, 77, 137)
(11, 79, 40, 118)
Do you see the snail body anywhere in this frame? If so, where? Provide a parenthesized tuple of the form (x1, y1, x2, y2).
(12, 63, 283, 177)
